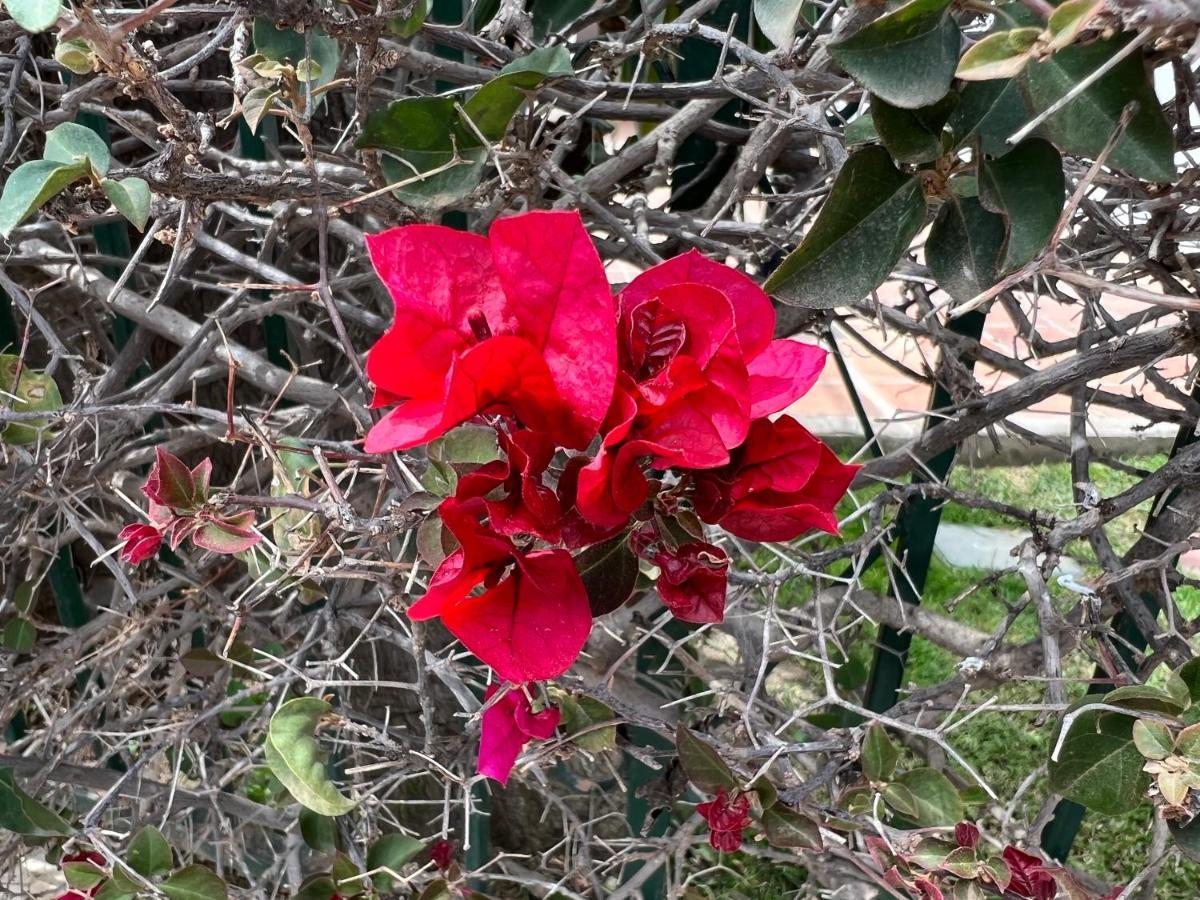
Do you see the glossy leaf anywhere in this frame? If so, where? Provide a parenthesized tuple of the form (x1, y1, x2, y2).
(862, 724, 900, 782)
(754, 0, 806, 49)
(956, 28, 1040, 82)
(763, 146, 925, 308)
(128, 824, 174, 877)
(872, 93, 956, 164)
(675, 724, 738, 793)
(264, 697, 356, 817)
(4, 0, 61, 33)
(949, 79, 1030, 157)
(161, 864, 228, 900)
(44, 122, 111, 175)
(299, 807, 339, 853)
(102, 177, 151, 232)
(829, 0, 959, 109)
(1103, 684, 1187, 717)
(1021, 35, 1175, 182)
(926, 195, 1007, 303)
(0, 158, 90, 239)
(894, 767, 964, 826)
(979, 138, 1064, 271)
(0, 767, 72, 835)
(367, 833, 424, 891)
(1049, 732, 1148, 815)
(762, 802, 822, 849)
(462, 46, 573, 142)
(575, 531, 639, 616)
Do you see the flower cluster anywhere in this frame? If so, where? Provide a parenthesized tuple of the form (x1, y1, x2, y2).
(362, 211, 858, 782)
(119, 448, 260, 565)
(696, 787, 751, 851)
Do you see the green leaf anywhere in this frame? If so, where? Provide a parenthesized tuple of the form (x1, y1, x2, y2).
(0, 158, 90, 238)
(161, 864, 228, 900)
(881, 781, 919, 820)
(242, 86, 279, 135)
(861, 724, 899, 782)
(1175, 722, 1200, 759)
(979, 138, 1064, 271)
(462, 47, 573, 142)
(674, 724, 738, 793)
(94, 869, 139, 900)
(926, 194, 1007, 303)
(1170, 815, 1200, 863)
(956, 28, 1040, 82)
(940, 846, 981, 879)
(429, 423, 502, 467)
(367, 833, 424, 891)
(293, 875, 337, 900)
(300, 807, 339, 853)
(388, 0, 429, 37)
(1104, 684, 1187, 717)
(1044, 0, 1104, 54)
(180, 647, 225, 679)
(1020, 35, 1175, 182)
(1049, 732, 1149, 815)
(55, 38, 95, 75)
(754, 0, 806, 49)
(829, 0, 959, 109)
(0, 357, 64, 445)
(252, 20, 340, 90)
(763, 146, 926, 308)
(44, 122, 111, 176)
(102, 177, 151, 232)
(2, 617, 35, 653)
(264, 697, 356, 817)
(3, 0, 61, 33)
(575, 531, 639, 617)
(0, 767, 72, 836)
(63, 861, 105, 890)
(761, 802, 822, 849)
(844, 114, 879, 147)
(949, 79, 1031, 157)
(1175, 658, 1200, 703)
(550, 688, 617, 752)
(872, 93, 956, 164)
(910, 837, 956, 870)
(331, 852, 364, 896)
(128, 825, 173, 877)
(893, 768, 964, 826)
(531, 0, 593, 37)
(1132, 718, 1173, 760)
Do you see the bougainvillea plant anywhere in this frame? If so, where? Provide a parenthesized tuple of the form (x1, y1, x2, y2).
(362, 210, 859, 783)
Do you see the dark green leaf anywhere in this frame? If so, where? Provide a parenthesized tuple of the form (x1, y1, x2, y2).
(1104, 684, 1187, 717)
(128, 824, 173, 877)
(861, 723, 899, 782)
(872, 93, 957, 164)
(829, 0, 959, 109)
(674, 724, 737, 793)
(1049, 732, 1148, 815)
(417, 880, 452, 900)
(531, 0, 593, 37)
(926, 195, 1007, 303)
(293, 875, 337, 900)
(388, 0, 429, 36)
(894, 768, 964, 826)
(761, 802, 822, 849)
(181, 648, 225, 679)
(63, 861, 105, 890)
(252, 20, 340, 89)
(754, 0, 806, 49)
(461, 47, 573, 142)
(979, 138, 1064, 271)
(1170, 815, 1200, 863)
(161, 865, 228, 900)
(1020, 35, 1175, 182)
(264, 697, 356, 817)
(0, 158, 90, 238)
(331, 853, 364, 897)
(2, 617, 35, 653)
(4, 0, 62, 32)
(94, 869, 139, 900)
(1175, 658, 1200, 702)
(763, 146, 926, 308)
(367, 833, 424, 891)
(949, 79, 1030, 157)
(575, 532, 638, 616)
(429, 423, 501, 467)
(0, 767, 72, 835)
(300, 807, 339, 853)
(844, 114, 879, 147)
(881, 781, 919, 820)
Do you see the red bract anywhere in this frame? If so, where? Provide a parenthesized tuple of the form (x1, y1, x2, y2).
(1001, 847, 1057, 900)
(456, 430, 562, 541)
(363, 211, 616, 454)
(407, 499, 591, 684)
(477, 684, 560, 785)
(118, 523, 162, 565)
(429, 838, 456, 871)
(696, 787, 750, 851)
(632, 529, 729, 624)
(692, 416, 860, 542)
(954, 821, 980, 850)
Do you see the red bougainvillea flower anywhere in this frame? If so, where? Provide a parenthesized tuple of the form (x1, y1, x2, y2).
(696, 787, 751, 851)
(455, 430, 563, 542)
(407, 499, 591, 683)
(363, 211, 616, 454)
(429, 838, 456, 872)
(632, 528, 729, 624)
(118, 523, 162, 565)
(477, 684, 560, 785)
(692, 415, 860, 542)
(953, 821, 981, 850)
(119, 448, 260, 565)
(1001, 847, 1057, 900)
(577, 251, 826, 528)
